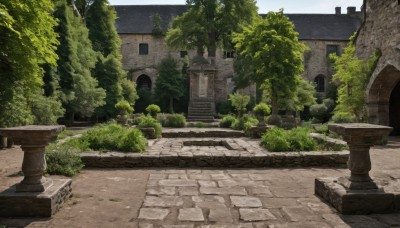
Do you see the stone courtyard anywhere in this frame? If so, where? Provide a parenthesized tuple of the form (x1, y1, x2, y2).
(1, 137, 400, 227)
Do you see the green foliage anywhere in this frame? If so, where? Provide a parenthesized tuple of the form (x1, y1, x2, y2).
(261, 127, 316, 152)
(121, 78, 139, 106)
(279, 79, 316, 112)
(57, 130, 75, 140)
(85, 0, 126, 120)
(30, 94, 65, 125)
(193, 122, 208, 128)
(0, 0, 59, 127)
(146, 104, 161, 118)
(93, 54, 124, 120)
(234, 11, 307, 117)
(164, 114, 186, 128)
(229, 93, 250, 117)
(115, 100, 134, 115)
(166, 0, 257, 57)
(330, 36, 381, 122)
(313, 124, 329, 135)
(216, 101, 233, 115)
(220, 114, 236, 128)
(253, 103, 271, 117)
(135, 88, 153, 113)
(82, 123, 147, 152)
(53, 1, 106, 122)
(231, 114, 258, 131)
(154, 55, 184, 113)
(310, 98, 335, 123)
(152, 13, 163, 36)
(331, 112, 357, 123)
(137, 115, 162, 138)
(45, 143, 84, 177)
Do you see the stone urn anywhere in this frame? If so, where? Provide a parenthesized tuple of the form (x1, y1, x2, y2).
(140, 127, 157, 139)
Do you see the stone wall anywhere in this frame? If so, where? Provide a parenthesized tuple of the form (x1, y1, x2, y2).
(356, 0, 400, 126)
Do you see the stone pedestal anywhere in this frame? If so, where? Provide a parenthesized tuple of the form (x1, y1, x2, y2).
(0, 125, 71, 217)
(315, 123, 394, 214)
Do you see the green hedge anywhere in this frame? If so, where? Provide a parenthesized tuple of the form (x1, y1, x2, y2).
(261, 127, 316, 152)
(164, 113, 186, 128)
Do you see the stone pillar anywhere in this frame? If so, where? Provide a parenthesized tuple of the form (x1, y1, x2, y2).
(315, 123, 395, 214)
(0, 125, 73, 217)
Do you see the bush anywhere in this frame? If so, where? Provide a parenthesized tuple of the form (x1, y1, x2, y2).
(146, 104, 161, 118)
(45, 143, 84, 177)
(253, 103, 271, 117)
(216, 101, 233, 115)
(115, 100, 134, 115)
(220, 114, 236, 128)
(164, 113, 186, 128)
(261, 128, 291, 152)
(137, 114, 162, 137)
(261, 127, 316, 152)
(331, 112, 357, 123)
(57, 130, 75, 140)
(31, 94, 65, 125)
(229, 93, 250, 117)
(82, 123, 147, 152)
(310, 103, 328, 123)
(231, 114, 258, 131)
(313, 124, 329, 135)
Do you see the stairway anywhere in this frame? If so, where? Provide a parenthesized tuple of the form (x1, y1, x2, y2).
(187, 101, 215, 122)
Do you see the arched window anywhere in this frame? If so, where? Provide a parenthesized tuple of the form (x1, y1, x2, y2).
(137, 74, 152, 90)
(314, 75, 325, 92)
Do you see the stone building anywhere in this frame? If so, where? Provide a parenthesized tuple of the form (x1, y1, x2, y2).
(356, 0, 400, 134)
(113, 5, 361, 107)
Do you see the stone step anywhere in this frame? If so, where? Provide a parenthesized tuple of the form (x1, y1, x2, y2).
(187, 115, 214, 119)
(188, 112, 214, 116)
(191, 103, 212, 108)
(189, 107, 213, 111)
(186, 118, 215, 123)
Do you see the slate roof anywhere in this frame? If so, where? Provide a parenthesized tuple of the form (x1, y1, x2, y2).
(114, 5, 362, 41)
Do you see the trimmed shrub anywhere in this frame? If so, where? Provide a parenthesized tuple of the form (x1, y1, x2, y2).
(261, 128, 291, 152)
(310, 103, 328, 123)
(220, 114, 236, 128)
(164, 113, 186, 128)
(137, 114, 162, 137)
(45, 143, 84, 177)
(253, 103, 271, 117)
(261, 127, 316, 152)
(82, 123, 147, 152)
(229, 93, 250, 117)
(115, 100, 134, 115)
(231, 114, 258, 131)
(146, 104, 161, 118)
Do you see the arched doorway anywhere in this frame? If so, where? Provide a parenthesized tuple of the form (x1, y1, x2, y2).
(366, 64, 400, 134)
(136, 74, 152, 90)
(314, 75, 325, 92)
(390, 81, 400, 135)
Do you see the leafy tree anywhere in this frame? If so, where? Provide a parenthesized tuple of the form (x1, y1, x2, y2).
(0, 1, 59, 127)
(84, 0, 127, 120)
(53, 0, 105, 122)
(121, 78, 139, 106)
(233, 12, 307, 124)
(166, 0, 257, 58)
(152, 13, 163, 37)
(154, 56, 184, 113)
(330, 37, 381, 122)
(278, 79, 316, 112)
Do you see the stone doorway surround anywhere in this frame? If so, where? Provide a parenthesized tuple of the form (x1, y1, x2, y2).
(366, 64, 400, 133)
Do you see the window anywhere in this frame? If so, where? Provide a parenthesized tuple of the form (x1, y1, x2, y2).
(326, 45, 339, 57)
(223, 51, 234, 59)
(314, 75, 325, 92)
(180, 51, 188, 58)
(139, 43, 148, 55)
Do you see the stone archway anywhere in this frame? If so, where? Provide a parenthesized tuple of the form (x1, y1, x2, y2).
(366, 64, 400, 133)
(136, 74, 152, 90)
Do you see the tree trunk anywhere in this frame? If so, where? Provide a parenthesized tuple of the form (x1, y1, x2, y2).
(169, 96, 174, 114)
(268, 93, 281, 125)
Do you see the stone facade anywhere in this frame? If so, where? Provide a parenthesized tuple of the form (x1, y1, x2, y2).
(116, 6, 361, 106)
(356, 0, 400, 133)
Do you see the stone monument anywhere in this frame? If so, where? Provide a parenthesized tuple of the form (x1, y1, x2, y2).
(187, 58, 216, 123)
(315, 123, 396, 214)
(0, 125, 72, 217)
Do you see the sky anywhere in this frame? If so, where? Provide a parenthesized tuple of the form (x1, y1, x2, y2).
(108, 0, 364, 14)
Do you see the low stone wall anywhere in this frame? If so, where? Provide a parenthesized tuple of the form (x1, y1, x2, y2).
(162, 128, 245, 138)
(80, 151, 348, 168)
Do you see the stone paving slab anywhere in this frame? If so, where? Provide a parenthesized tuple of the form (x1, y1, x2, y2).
(81, 137, 348, 168)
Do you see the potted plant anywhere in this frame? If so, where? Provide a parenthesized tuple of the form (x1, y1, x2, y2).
(115, 100, 134, 125)
(253, 103, 271, 127)
(145, 104, 161, 119)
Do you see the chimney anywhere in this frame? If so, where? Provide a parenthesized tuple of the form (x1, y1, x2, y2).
(335, 7, 341, 15)
(347, 6, 356, 15)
